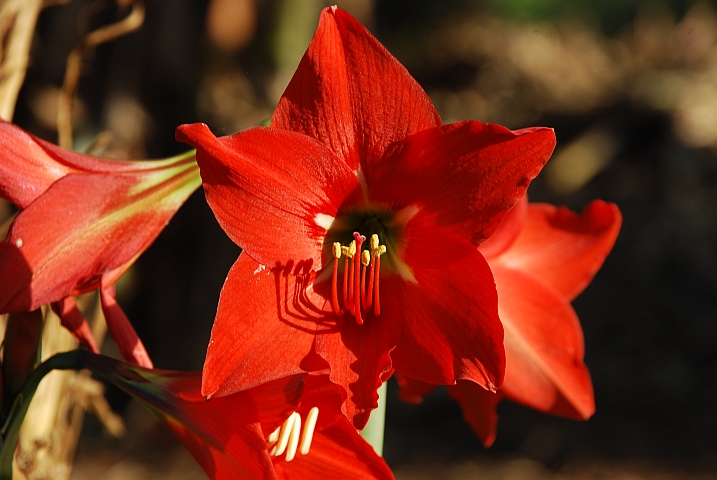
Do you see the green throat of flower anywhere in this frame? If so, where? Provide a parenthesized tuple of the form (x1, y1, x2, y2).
(317, 204, 418, 324)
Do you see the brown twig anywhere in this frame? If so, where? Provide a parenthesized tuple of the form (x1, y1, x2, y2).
(0, 0, 43, 121)
(57, 0, 145, 149)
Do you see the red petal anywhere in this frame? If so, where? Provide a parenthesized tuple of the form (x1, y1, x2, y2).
(401, 213, 479, 269)
(94, 365, 278, 480)
(0, 120, 184, 208)
(2, 310, 42, 397)
(249, 374, 306, 438)
(0, 168, 195, 312)
(370, 122, 555, 247)
(389, 249, 505, 391)
(447, 381, 501, 448)
(495, 200, 622, 301)
(395, 374, 438, 404)
(491, 264, 595, 419)
(298, 373, 345, 425)
(272, 7, 440, 171)
(165, 412, 274, 480)
(202, 255, 318, 398)
(0, 122, 72, 208)
(176, 124, 359, 268)
(274, 416, 393, 480)
(100, 280, 153, 368)
(51, 297, 100, 353)
(479, 195, 528, 259)
(314, 308, 400, 429)
(0, 173, 138, 311)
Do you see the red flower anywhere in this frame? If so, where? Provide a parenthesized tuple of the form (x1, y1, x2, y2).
(83, 354, 393, 480)
(399, 198, 622, 446)
(0, 121, 200, 367)
(176, 7, 555, 428)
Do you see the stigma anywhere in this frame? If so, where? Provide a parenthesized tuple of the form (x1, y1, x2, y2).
(267, 407, 320, 461)
(331, 232, 386, 324)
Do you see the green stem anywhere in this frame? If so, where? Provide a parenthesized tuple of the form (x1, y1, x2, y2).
(360, 381, 387, 456)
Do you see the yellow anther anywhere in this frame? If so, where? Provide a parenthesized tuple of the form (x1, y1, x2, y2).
(361, 250, 371, 266)
(340, 240, 357, 258)
(332, 242, 342, 259)
(370, 234, 379, 251)
(373, 244, 387, 257)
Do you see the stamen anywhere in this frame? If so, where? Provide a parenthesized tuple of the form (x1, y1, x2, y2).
(348, 258, 355, 313)
(360, 250, 370, 308)
(366, 255, 375, 308)
(285, 412, 302, 461)
(374, 254, 381, 316)
(268, 409, 321, 461)
(270, 412, 297, 456)
(330, 233, 386, 321)
(299, 407, 320, 455)
(370, 234, 379, 251)
(352, 233, 366, 325)
(267, 426, 280, 447)
(373, 245, 386, 317)
(341, 244, 354, 314)
(331, 243, 343, 316)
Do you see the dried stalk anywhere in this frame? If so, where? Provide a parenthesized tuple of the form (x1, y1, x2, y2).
(0, 0, 42, 121)
(57, 0, 145, 149)
(15, 299, 121, 480)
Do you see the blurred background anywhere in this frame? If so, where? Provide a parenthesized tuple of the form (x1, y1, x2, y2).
(2, 0, 717, 478)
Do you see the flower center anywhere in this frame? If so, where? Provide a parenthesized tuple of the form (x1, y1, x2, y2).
(267, 407, 319, 461)
(330, 232, 386, 325)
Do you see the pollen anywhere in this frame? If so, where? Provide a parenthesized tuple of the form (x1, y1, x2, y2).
(330, 232, 386, 323)
(267, 407, 320, 462)
(332, 242, 342, 259)
(370, 234, 379, 251)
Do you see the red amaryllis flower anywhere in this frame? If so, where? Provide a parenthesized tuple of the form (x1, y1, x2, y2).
(398, 197, 622, 446)
(176, 7, 555, 428)
(78, 353, 392, 480)
(0, 121, 201, 367)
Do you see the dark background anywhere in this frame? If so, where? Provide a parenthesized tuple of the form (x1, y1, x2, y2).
(10, 0, 717, 478)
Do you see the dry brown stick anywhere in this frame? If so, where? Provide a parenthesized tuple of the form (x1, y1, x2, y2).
(57, 0, 145, 149)
(0, 0, 43, 121)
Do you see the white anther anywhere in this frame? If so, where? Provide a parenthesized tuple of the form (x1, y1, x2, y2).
(284, 412, 302, 462)
(270, 413, 297, 456)
(14, 238, 22, 248)
(299, 407, 319, 455)
(269, 409, 320, 460)
(267, 426, 280, 447)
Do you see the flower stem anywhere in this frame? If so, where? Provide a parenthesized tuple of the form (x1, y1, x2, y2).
(360, 381, 387, 456)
